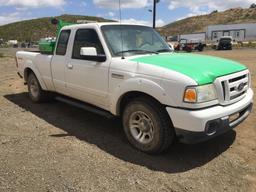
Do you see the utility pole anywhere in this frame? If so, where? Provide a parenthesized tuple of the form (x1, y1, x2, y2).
(153, 0, 160, 28)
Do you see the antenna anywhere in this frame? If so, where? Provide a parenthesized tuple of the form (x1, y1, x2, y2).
(119, 0, 125, 59)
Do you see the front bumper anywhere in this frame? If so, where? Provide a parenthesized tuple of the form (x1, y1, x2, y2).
(166, 88, 254, 144)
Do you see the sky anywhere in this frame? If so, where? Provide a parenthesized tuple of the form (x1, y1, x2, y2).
(0, 0, 255, 26)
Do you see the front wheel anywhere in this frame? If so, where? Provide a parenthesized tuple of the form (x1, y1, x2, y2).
(122, 97, 175, 154)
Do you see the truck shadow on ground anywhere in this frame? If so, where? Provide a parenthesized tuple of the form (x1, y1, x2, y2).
(5, 93, 236, 174)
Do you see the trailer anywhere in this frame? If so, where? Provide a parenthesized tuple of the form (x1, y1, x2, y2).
(178, 32, 206, 43)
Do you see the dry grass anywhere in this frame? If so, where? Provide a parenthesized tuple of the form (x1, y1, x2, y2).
(0, 49, 255, 192)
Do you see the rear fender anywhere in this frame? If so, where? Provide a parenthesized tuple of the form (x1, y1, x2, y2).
(24, 60, 47, 90)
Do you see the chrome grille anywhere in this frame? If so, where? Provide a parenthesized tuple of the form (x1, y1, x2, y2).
(214, 70, 249, 105)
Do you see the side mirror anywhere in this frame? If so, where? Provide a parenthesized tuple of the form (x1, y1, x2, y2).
(80, 47, 97, 56)
(80, 47, 106, 62)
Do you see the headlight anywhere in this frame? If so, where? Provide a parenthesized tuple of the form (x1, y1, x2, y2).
(184, 84, 217, 103)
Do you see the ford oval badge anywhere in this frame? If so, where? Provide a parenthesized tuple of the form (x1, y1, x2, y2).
(237, 83, 245, 92)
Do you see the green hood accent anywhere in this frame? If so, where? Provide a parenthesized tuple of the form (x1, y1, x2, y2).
(131, 53, 247, 85)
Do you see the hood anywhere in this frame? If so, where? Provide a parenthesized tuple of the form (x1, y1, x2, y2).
(131, 53, 247, 85)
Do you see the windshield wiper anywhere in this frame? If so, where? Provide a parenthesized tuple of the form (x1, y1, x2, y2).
(156, 49, 172, 53)
(115, 49, 159, 55)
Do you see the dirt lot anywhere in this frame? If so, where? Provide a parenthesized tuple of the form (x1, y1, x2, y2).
(0, 48, 255, 192)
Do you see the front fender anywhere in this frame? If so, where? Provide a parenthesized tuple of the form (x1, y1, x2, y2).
(110, 77, 176, 115)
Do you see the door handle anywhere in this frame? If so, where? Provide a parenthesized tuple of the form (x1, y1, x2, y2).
(67, 64, 73, 69)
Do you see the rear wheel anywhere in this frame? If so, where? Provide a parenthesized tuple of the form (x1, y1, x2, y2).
(27, 73, 51, 103)
(122, 97, 175, 154)
(198, 44, 204, 52)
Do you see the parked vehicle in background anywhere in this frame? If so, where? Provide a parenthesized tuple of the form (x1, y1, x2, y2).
(178, 32, 206, 43)
(213, 36, 233, 50)
(8, 40, 18, 45)
(7, 40, 18, 48)
(167, 42, 174, 50)
(20, 42, 32, 48)
(174, 39, 205, 52)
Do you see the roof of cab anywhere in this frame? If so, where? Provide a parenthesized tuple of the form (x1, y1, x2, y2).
(62, 22, 150, 30)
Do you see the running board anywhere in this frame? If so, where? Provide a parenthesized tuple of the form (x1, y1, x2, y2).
(55, 96, 114, 119)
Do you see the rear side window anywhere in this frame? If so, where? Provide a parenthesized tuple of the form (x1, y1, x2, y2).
(56, 30, 71, 55)
(72, 29, 105, 60)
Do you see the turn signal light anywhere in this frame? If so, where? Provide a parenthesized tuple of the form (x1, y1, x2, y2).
(184, 88, 197, 103)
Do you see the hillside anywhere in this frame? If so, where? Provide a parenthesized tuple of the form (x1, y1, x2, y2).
(0, 15, 112, 42)
(159, 7, 256, 36)
(1, 8, 256, 41)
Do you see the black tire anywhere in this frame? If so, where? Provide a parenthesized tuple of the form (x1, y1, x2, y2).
(27, 73, 51, 103)
(198, 44, 204, 52)
(122, 97, 175, 154)
(185, 46, 192, 52)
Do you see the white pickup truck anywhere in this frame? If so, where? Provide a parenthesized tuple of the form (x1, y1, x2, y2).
(16, 23, 253, 154)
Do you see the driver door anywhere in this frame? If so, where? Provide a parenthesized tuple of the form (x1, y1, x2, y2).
(65, 28, 110, 108)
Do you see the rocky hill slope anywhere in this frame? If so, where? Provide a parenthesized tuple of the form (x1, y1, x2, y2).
(0, 14, 111, 42)
(159, 7, 256, 36)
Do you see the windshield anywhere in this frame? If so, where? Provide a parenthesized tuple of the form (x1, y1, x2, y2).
(220, 38, 232, 44)
(101, 25, 171, 57)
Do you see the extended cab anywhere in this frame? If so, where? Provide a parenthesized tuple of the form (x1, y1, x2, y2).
(16, 22, 253, 154)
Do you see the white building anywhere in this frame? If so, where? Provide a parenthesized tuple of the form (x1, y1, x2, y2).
(207, 23, 256, 42)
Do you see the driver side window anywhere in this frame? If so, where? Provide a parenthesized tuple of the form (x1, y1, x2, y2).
(72, 29, 105, 60)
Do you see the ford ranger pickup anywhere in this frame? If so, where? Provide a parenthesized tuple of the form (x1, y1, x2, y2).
(16, 22, 253, 154)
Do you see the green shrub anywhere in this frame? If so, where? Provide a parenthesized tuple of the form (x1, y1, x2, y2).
(248, 41, 254, 48)
(0, 53, 4, 58)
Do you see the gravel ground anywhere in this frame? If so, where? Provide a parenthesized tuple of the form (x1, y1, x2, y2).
(0, 48, 255, 192)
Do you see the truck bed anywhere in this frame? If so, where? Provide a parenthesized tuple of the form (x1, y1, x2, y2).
(16, 51, 54, 90)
